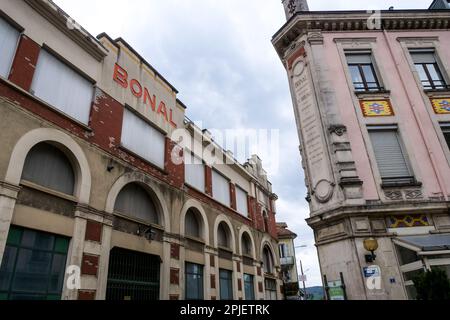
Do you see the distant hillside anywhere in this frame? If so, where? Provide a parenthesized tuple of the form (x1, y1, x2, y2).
(305, 286, 325, 300)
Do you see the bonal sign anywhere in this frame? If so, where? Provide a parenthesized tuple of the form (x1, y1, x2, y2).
(113, 63, 177, 128)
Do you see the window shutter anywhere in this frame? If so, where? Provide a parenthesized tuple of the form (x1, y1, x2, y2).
(369, 130, 411, 180)
(0, 18, 19, 78)
(121, 109, 166, 168)
(410, 51, 436, 64)
(346, 53, 372, 64)
(31, 50, 93, 124)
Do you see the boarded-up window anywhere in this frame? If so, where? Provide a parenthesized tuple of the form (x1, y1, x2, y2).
(217, 222, 230, 249)
(22, 143, 75, 195)
(185, 209, 201, 239)
(185, 153, 205, 192)
(31, 50, 93, 124)
(0, 17, 19, 78)
(121, 109, 166, 168)
(236, 186, 248, 217)
(212, 170, 230, 206)
(114, 183, 159, 224)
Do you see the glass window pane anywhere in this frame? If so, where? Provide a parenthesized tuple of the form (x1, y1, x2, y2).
(54, 237, 69, 254)
(362, 65, 377, 83)
(220, 269, 233, 300)
(185, 263, 203, 300)
(427, 64, 442, 81)
(21, 230, 54, 251)
(12, 249, 52, 293)
(348, 65, 363, 85)
(414, 64, 429, 82)
(49, 254, 66, 294)
(0, 246, 17, 291)
(6, 227, 22, 246)
(244, 274, 255, 300)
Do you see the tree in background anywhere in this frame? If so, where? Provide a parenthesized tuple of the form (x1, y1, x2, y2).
(413, 269, 450, 300)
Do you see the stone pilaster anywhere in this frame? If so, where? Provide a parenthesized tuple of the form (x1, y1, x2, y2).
(0, 181, 20, 267)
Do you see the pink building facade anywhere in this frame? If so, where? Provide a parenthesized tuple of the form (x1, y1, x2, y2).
(274, 1, 450, 299)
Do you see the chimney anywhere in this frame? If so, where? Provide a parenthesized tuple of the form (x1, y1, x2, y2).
(282, 0, 309, 20)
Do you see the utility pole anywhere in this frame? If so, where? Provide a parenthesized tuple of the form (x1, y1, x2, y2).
(299, 260, 307, 300)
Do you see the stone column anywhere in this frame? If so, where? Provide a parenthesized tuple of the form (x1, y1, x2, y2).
(160, 236, 172, 300)
(62, 207, 113, 300)
(0, 181, 20, 267)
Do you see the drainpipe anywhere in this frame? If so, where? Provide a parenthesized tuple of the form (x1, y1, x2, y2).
(382, 28, 447, 200)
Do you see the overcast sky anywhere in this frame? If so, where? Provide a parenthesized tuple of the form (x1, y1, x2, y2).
(54, 0, 432, 287)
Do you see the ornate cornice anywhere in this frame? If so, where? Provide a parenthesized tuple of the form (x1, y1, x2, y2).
(273, 10, 450, 57)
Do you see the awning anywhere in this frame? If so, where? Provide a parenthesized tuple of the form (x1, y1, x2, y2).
(394, 234, 450, 252)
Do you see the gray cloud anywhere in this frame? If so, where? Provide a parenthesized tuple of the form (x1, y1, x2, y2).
(55, 0, 431, 287)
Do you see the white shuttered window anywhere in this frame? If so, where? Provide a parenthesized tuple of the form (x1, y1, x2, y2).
(236, 186, 248, 216)
(0, 18, 19, 78)
(212, 170, 230, 206)
(368, 128, 413, 183)
(121, 109, 166, 168)
(31, 50, 93, 124)
(185, 153, 205, 192)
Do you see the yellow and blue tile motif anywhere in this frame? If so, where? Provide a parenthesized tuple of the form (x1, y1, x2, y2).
(431, 98, 450, 114)
(360, 100, 394, 117)
(388, 215, 429, 228)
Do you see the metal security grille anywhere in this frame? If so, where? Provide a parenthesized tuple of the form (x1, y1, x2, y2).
(106, 248, 161, 301)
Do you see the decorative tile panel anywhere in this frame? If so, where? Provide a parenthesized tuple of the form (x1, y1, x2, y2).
(431, 98, 450, 114)
(360, 100, 394, 117)
(387, 214, 430, 228)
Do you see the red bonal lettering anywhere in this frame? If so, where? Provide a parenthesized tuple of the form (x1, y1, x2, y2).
(169, 109, 177, 128)
(157, 101, 169, 122)
(113, 64, 128, 88)
(144, 88, 156, 111)
(130, 79, 143, 98)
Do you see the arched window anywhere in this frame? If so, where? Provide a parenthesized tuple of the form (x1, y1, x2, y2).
(22, 142, 75, 195)
(185, 208, 201, 239)
(241, 232, 252, 256)
(263, 246, 274, 274)
(114, 183, 159, 224)
(218, 222, 230, 249)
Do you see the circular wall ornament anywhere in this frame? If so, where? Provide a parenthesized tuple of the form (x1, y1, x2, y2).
(293, 60, 306, 77)
(313, 179, 335, 203)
